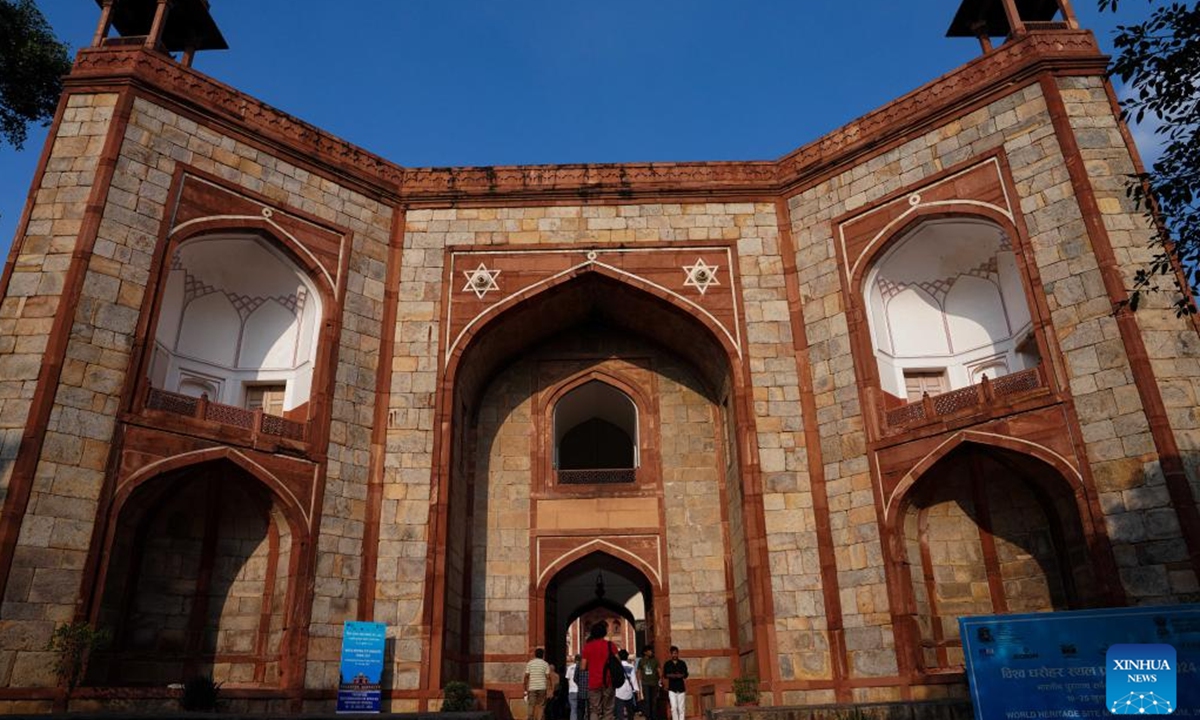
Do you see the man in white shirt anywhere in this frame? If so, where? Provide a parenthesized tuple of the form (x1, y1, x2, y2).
(524, 647, 552, 720)
(615, 649, 638, 720)
(566, 653, 582, 720)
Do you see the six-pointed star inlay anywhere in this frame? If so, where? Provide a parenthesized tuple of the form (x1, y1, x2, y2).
(682, 258, 720, 295)
(462, 263, 501, 299)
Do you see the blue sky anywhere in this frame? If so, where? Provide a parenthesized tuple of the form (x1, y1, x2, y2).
(0, 2, 1157, 257)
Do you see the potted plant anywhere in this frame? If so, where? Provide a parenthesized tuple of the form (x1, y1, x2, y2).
(732, 675, 759, 706)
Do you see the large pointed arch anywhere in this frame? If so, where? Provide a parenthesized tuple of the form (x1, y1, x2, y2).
(446, 263, 740, 392)
(423, 260, 779, 697)
(110, 446, 310, 533)
(884, 430, 1086, 528)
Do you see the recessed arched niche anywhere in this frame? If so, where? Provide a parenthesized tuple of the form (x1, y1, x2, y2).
(553, 380, 639, 484)
(864, 218, 1039, 401)
(148, 234, 322, 416)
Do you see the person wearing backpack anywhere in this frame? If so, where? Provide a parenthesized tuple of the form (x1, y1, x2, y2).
(579, 621, 617, 720)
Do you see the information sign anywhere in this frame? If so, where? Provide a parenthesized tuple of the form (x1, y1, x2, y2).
(336, 621, 386, 713)
(960, 605, 1200, 720)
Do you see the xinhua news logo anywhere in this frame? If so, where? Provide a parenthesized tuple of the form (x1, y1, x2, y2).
(1107, 644, 1176, 715)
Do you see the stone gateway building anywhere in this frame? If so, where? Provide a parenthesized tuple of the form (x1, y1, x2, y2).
(0, 0, 1198, 714)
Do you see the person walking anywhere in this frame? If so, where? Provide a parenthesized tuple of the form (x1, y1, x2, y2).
(580, 621, 616, 720)
(566, 654, 582, 720)
(615, 649, 637, 720)
(574, 659, 589, 720)
(662, 646, 688, 720)
(525, 647, 552, 720)
(637, 646, 660, 720)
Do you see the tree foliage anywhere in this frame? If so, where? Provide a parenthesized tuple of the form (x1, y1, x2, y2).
(0, 0, 71, 150)
(1099, 1, 1200, 314)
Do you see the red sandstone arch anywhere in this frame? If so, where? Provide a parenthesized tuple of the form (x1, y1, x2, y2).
(444, 262, 741, 385)
(536, 367, 659, 492)
(848, 203, 1022, 292)
(89, 448, 313, 689)
(537, 543, 663, 596)
(842, 205, 1064, 403)
(883, 430, 1086, 529)
(109, 446, 310, 534)
(168, 220, 338, 305)
(537, 549, 663, 666)
(423, 266, 778, 693)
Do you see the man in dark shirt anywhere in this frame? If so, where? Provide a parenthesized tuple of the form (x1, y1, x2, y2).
(662, 645, 688, 720)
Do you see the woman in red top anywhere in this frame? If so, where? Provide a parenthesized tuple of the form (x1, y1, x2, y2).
(580, 621, 615, 720)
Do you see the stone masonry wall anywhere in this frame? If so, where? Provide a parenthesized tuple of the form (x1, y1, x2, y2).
(784, 77, 1198, 701)
(0, 93, 116, 514)
(0, 92, 119, 688)
(395, 201, 823, 691)
(1059, 75, 1200, 600)
(0, 92, 394, 690)
(466, 332, 731, 686)
(658, 355, 729, 675)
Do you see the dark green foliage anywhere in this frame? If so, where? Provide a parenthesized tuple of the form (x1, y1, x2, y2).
(180, 675, 222, 712)
(732, 675, 759, 705)
(1098, 1, 1200, 315)
(441, 680, 476, 712)
(0, 0, 72, 149)
(45, 621, 111, 695)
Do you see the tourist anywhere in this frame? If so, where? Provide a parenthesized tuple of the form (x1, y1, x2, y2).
(637, 646, 660, 720)
(525, 647, 552, 720)
(662, 646, 688, 720)
(615, 649, 637, 720)
(567, 654, 582, 720)
(580, 621, 616, 720)
(575, 659, 590, 720)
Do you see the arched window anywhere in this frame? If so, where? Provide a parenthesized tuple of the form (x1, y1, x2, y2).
(864, 219, 1039, 401)
(148, 235, 322, 415)
(553, 381, 638, 484)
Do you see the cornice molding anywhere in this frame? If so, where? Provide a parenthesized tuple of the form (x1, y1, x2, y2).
(65, 30, 1106, 205)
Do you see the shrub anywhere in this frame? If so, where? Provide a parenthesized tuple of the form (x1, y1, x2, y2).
(732, 675, 759, 706)
(441, 680, 476, 712)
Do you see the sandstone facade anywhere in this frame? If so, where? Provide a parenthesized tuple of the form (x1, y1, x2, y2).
(0, 6, 1197, 716)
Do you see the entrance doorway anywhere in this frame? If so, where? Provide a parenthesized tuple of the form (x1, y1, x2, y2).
(544, 552, 654, 669)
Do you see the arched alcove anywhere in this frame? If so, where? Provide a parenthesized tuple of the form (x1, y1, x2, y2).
(148, 234, 322, 415)
(554, 380, 639, 482)
(896, 443, 1099, 672)
(91, 459, 299, 688)
(864, 218, 1039, 401)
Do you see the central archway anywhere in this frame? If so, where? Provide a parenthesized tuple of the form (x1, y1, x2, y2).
(430, 268, 766, 697)
(543, 551, 656, 670)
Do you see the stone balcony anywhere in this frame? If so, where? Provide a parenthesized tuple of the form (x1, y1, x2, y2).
(143, 386, 307, 445)
(869, 365, 1052, 440)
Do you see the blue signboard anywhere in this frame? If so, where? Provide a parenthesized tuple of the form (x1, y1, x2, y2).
(337, 621, 387, 713)
(960, 605, 1200, 720)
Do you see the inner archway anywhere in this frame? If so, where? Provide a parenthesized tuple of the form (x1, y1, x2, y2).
(91, 459, 298, 688)
(897, 442, 1100, 672)
(544, 552, 655, 670)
